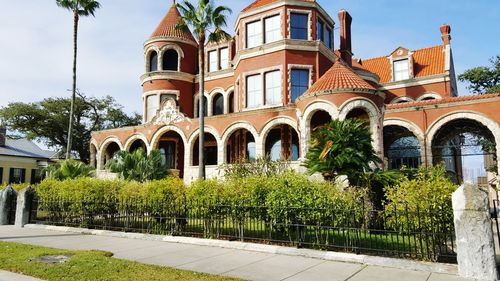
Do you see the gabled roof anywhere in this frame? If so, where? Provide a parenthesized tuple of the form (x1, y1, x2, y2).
(0, 138, 56, 160)
(150, 3, 197, 43)
(303, 59, 377, 97)
(356, 45, 446, 83)
(242, 0, 315, 13)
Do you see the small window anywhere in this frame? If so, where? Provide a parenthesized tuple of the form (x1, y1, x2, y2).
(220, 48, 229, 69)
(246, 74, 262, 108)
(317, 19, 324, 41)
(162, 49, 179, 71)
(246, 21, 262, 48)
(30, 169, 43, 184)
(149, 51, 158, 72)
(393, 59, 410, 81)
(146, 95, 158, 122)
(208, 50, 218, 72)
(290, 13, 308, 40)
(213, 94, 224, 116)
(265, 70, 281, 105)
(9, 168, 26, 184)
(228, 92, 234, 113)
(325, 27, 332, 49)
(290, 69, 309, 102)
(265, 15, 281, 43)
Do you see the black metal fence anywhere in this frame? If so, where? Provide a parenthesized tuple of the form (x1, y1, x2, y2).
(29, 197, 456, 263)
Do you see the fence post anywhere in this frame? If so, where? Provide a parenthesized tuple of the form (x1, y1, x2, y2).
(15, 187, 36, 227)
(0, 186, 17, 225)
(452, 182, 498, 281)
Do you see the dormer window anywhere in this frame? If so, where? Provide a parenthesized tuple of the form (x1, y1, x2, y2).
(290, 13, 308, 40)
(220, 47, 229, 69)
(208, 50, 218, 72)
(246, 21, 262, 48)
(393, 59, 410, 81)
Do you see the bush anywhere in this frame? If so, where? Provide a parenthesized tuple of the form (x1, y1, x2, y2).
(43, 160, 95, 180)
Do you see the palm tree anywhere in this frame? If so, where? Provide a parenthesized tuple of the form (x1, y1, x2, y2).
(176, 0, 232, 179)
(56, 0, 101, 160)
(105, 149, 168, 182)
(43, 159, 95, 180)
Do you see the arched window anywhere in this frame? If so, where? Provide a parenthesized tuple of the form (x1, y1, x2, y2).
(149, 51, 158, 72)
(213, 94, 224, 116)
(228, 91, 234, 113)
(162, 49, 179, 71)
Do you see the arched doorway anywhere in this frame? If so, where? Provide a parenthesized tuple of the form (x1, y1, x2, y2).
(156, 131, 185, 178)
(383, 125, 422, 170)
(192, 133, 218, 166)
(264, 124, 300, 161)
(431, 118, 497, 184)
(226, 129, 256, 163)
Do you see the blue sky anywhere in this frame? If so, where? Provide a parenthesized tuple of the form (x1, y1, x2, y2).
(0, 0, 498, 114)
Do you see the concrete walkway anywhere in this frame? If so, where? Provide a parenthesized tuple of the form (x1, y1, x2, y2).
(0, 226, 476, 281)
(0, 270, 43, 281)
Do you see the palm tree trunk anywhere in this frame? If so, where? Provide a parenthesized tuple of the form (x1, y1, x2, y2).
(66, 11, 79, 160)
(198, 35, 206, 179)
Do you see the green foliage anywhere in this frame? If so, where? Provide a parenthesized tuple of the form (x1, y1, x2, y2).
(43, 159, 95, 180)
(220, 156, 291, 179)
(0, 95, 141, 162)
(458, 55, 500, 94)
(304, 119, 380, 184)
(384, 165, 457, 233)
(105, 149, 169, 182)
(56, 0, 101, 16)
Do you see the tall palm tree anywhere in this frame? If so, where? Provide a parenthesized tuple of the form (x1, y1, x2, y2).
(176, 0, 232, 179)
(56, 0, 101, 160)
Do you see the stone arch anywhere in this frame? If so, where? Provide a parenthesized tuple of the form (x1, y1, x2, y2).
(145, 45, 160, 72)
(208, 88, 225, 116)
(221, 122, 259, 162)
(225, 86, 235, 114)
(383, 119, 426, 169)
(417, 92, 442, 101)
(89, 141, 98, 168)
(391, 96, 415, 104)
(425, 111, 500, 175)
(98, 137, 123, 170)
(150, 126, 188, 150)
(300, 101, 339, 157)
(259, 117, 300, 161)
(123, 134, 150, 153)
(159, 44, 184, 72)
(188, 126, 223, 166)
(193, 92, 209, 118)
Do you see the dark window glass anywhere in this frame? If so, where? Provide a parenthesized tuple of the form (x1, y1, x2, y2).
(205, 146, 218, 165)
(30, 169, 43, 184)
(162, 49, 179, 71)
(228, 92, 234, 113)
(291, 69, 309, 102)
(0, 167, 3, 184)
(213, 94, 224, 116)
(160, 141, 176, 169)
(9, 168, 25, 184)
(290, 13, 308, 40)
(325, 27, 332, 49)
(317, 20, 324, 41)
(149, 51, 158, 72)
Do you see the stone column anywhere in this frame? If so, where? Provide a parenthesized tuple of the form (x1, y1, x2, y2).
(452, 183, 499, 281)
(15, 187, 36, 228)
(0, 186, 17, 225)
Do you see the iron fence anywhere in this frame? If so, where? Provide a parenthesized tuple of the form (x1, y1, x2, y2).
(29, 197, 456, 263)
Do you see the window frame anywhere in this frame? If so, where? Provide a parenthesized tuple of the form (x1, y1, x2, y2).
(317, 19, 324, 41)
(208, 50, 218, 72)
(393, 59, 410, 81)
(290, 68, 311, 103)
(219, 47, 229, 70)
(246, 74, 263, 108)
(264, 70, 282, 106)
(264, 14, 282, 44)
(246, 20, 263, 49)
(289, 12, 309, 40)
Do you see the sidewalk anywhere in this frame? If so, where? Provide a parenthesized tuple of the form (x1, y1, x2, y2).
(0, 270, 43, 281)
(0, 226, 474, 281)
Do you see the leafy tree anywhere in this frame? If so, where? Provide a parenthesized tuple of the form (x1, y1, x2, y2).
(105, 149, 168, 182)
(176, 0, 232, 179)
(0, 94, 141, 163)
(55, 0, 101, 159)
(458, 55, 500, 94)
(304, 119, 380, 185)
(43, 159, 95, 180)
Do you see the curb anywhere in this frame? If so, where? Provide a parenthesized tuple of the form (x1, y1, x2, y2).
(24, 224, 458, 275)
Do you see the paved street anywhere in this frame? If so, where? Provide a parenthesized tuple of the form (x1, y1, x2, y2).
(0, 226, 477, 281)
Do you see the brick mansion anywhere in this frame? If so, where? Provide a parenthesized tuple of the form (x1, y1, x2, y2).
(90, 0, 500, 185)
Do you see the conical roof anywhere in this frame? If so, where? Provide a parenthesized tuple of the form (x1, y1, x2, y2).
(150, 3, 196, 43)
(303, 58, 377, 97)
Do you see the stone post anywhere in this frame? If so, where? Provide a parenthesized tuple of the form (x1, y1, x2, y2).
(452, 183, 498, 281)
(0, 186, 17, 225)
(15, 187, 36, 227)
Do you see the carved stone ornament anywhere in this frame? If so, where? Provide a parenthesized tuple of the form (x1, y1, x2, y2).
(154, 99, 187, 125)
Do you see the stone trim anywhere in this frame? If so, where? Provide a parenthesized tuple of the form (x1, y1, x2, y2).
(287, 64, 314, 104)
(98, 137, 124, 170)
(144, 37, 198, 48)
(390, 96, 415, 104)
(416, 92, 442, 101)
(379, 74, 450, 90)
(221, 122, 260, 160)
(123, 134, 150, 153)
(242, 64, 284, 109)
(258, 116, 300, 158)
(383, 118, 426, 163)
(299, 101, 339, 158)
(158, 44, 184, 72)
(187, 126, 224, 166)
(238, 8, 285, 52)
(150, 126, 189, 151)
(286, 8, 313, 41)
(140, 72, 195, 84)
(143, 90, 180, 123)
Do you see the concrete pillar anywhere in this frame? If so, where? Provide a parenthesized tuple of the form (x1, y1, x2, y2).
(0, 186, 17, 225)
(452, 183, 498, 281)
(15, 187, 36, 228)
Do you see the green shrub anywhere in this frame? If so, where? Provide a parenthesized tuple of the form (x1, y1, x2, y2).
(43, 160, 95, 180)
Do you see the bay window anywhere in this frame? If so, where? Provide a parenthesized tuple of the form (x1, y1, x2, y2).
(246, 21, 262, 48)
(290, 13, 308, 40)
(291, 69, 309, 102)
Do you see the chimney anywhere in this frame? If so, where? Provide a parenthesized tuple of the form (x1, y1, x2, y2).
(338, 9, 353, 66)
(440, 24, 451, 45)
(0, 127, 6, 147)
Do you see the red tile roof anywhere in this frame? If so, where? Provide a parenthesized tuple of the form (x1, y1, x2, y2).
(386, 93, 500, 110)
(150, 4, 196, 43)
(304, 59, 377, 96)
(242, 0, 315, 13)
(356, 45, 446, 83)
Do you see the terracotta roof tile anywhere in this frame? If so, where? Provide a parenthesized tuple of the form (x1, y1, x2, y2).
(386, 93, 500, 110)
(357, 45, 446, 83)
(150, 4, 196, 43)
(304, 59, 377, 96)
(242, 0, 315, 13)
